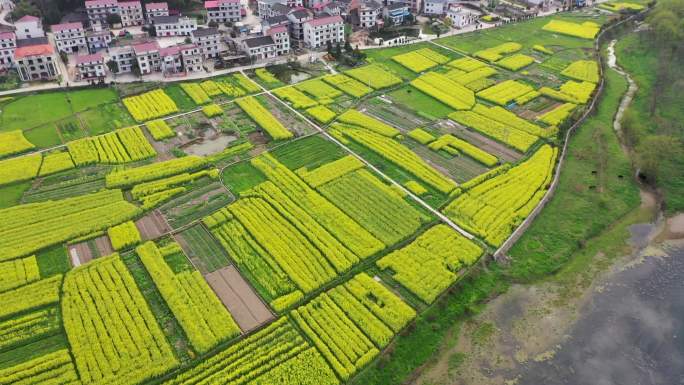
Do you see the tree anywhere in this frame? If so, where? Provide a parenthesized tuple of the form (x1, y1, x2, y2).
(10, 0, 40, 22)
(326, 40, 333, 55)
(107, 60, 119, 74)
(107, 13, 122, 27)
(344, 41, 352, 52)
(334, 42, 342, 58)
(636, 135, 683, 183)
(59, 51, 68, 65)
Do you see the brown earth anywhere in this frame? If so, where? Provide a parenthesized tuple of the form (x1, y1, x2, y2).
(135, 210, 172, 241)
(68, 242, 93, 267)
(94, 235, 114, 257)
(204, 266, 274, 333)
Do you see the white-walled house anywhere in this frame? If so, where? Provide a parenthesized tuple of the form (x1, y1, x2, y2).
(266, 25, 290, 55)
(86, 30, 112, 52)
(76, 51, 106, 79)
(85, 0, 118, 31)
(14, 39, 60, 81)
(445, 5, 477, 28)
(118, 1, 144, 26)
(51, 22, 87, 54)
(423, 0, 448, 15)
(15, 15, 45, 40)
(145, 2, 169, 21)
(242, 36, 277, 60)
(205, 0, 242, 24)
(303, 15, 344, 49)
(152, 15, 198, 37)
(191, 27, 221, 59)
(0, 31, 16, 70)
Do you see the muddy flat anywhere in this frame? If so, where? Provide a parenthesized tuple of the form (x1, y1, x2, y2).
(94, 236, 113, 257)
(204, 266, 274, 333)
(68, 242, 93, 267)
(136, 210, 171, 241)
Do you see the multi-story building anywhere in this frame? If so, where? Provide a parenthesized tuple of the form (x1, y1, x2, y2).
(445, 5, 477, 28)
(108, 45, 135, 74)
(76, 51, 106, 80)
(132, 41, 161, 74)
(145, 2, 169, 21)
(353, 0, 382, 29)
(267, 25, 290, 55)
(15, 15, 45, 40)
(118, 1, 144, 26)
(86, 30, 112, 52)
(302, 15, 344, 49)
(159, 44, 202, 74)
(14, 39, 60, 81)
(85, 0, 119, 31)
(205, 0, 242, 24)
(262, 15, 290, 33)
(152, 15, 198, 37)
(51, 22, 87, 54)
(242, 36, 277, 60)
(383, 2, 411, 24)
(191, 28, 221, 59)
(423, 0, 447, 14)
(0, 31, 16, 70)
(287, 9, 312, 48)
(268, 3, 291, 17)
(257, 0, 283, 16)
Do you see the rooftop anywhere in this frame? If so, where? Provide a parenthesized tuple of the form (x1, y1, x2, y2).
(145, 2, 169, 10)
(132, 41, 160, 54)
(263, 15, 290, 24)
(119, 1, 142, 8)
(289, 9, 311, 18)
(15, 44, 53, 59)
(16, 37, 49, 48)
(243, 35, 275, 48)
(152, 15, 180, 24)
(85, 0, 117, 7)
(267, 25, 288, 35)
(16, 15, 40, 23)
(191, 27, 219, 37)
(306, 14, 343, 27)
(76, 52, 104, 65)
(0, 31, 15, 40)
(51, 22, 83, 33)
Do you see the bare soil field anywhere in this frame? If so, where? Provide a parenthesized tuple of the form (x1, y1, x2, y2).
(135, 210, 171, 240)
(204, 266, 274, 332)
(68, 242, 93, 267)
(94, 235, 114, 256)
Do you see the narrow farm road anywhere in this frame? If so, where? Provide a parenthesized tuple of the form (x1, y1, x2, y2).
(242, 69, 476, 240)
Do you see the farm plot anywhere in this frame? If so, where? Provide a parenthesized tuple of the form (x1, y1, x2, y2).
(0, 189, 141, 261)
(137, 242, 241, 353)
(135, 210, 172, 240)
(61, 254, 179, 385)
(345, 64, 403, 89)
(123, 89, 179, 122)
(0, 348, 79, 385)
(376, 224, 483, 303)
(0, 256, 40, 293)
(443, 144, 558, 246)
(162, 317, 339, 385)
(205, 266, 274, 332)
(175, 224, 231, 274)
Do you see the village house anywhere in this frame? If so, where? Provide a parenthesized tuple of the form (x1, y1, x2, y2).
(205, 0, 242, 24)
(51, 22, 87, 54)
(15, 15, 45, 40)
(287, 9, 313, 48)
(302, 15, 344, 49)
(266, 25, 290, 55)
(14, 38, 60, 81)
(85, 0, 118, 31)
(445, 4, 477, 28)
(75, 51, 106, 80)
(242, 36, 277, 60)
(0, 32, 16, 70)
(383, 2, 411, 25)
(86, 30, 112, 52)
(191, 27, 222, 59)
(118, 1, 144, 26)
(152, 15, 198, 37)
(145, 2, 170, 21)
(108, 45, 136, 74)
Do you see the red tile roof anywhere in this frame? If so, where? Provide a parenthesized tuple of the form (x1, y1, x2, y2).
(14, 44, 53, 59)
(76, 52, 104, 65)
(267, 25, 288, 35)
(132, 41, 159, 54)
(205, 0, 219, 8)
(51, 22, 83, 33)
(0, 31, 15, 40)
(119, 1, 142, 8)
(16, 15, 40, 23)
(306, 15, 343, 27)
(85, 0, 117, 7)
(145, 2, 169, 10)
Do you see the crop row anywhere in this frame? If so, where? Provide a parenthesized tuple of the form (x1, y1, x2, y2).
(105, 155, 207, 188)
(123, 89, 179, 122)
(146, 119, 176, 140)
(0, 307, 59, 352)
(443, 144, 558, 246)
(181, 83, 212, 105)
(428, 134, 499, 167)
(39, 152, 75, 176)
(296, 79, 343, 103)
(68, 126, 156, 166)
(495, 53, 535, 71)
(62, 254, 179, 385)
(410, 71, 475, 110)
(333, 124, 458, 193)
(476, 79, 535, 106)
(0, 349, 79, 385)
(137, 242, 240, 353)
(202, 103, 224, 117)
(542, 19, 600, 39)
(561, 60, 600, 83)
(474, 42, 522, 62)
(337, 109, 399, 137)
(448, 109, 539, 153)
(0, 130, 34, 158)
(539, 102, 577, 125)
(323, 74, 373, 98)
(0, 189, 141, 261)
(0, 255, 40, 293)
(297, 154, 364, 188)
(274, 87, 318, 109)
(131, 169, 215, 199)
(0, 275, 61, 320)
(318, 169, 430, 247)
(345, 64, 403, 90)
(306, 105, 337, 124)
(472, 103, 555, 138)
(108, 221, 141, 250)
(377, 224, 483, 303)
(236, 96, 293, 140)
(0, 153, 42, 187)
(255, 68, 280, 84)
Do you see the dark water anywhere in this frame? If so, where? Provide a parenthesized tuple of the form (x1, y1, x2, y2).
(518, 244, 684, 385)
